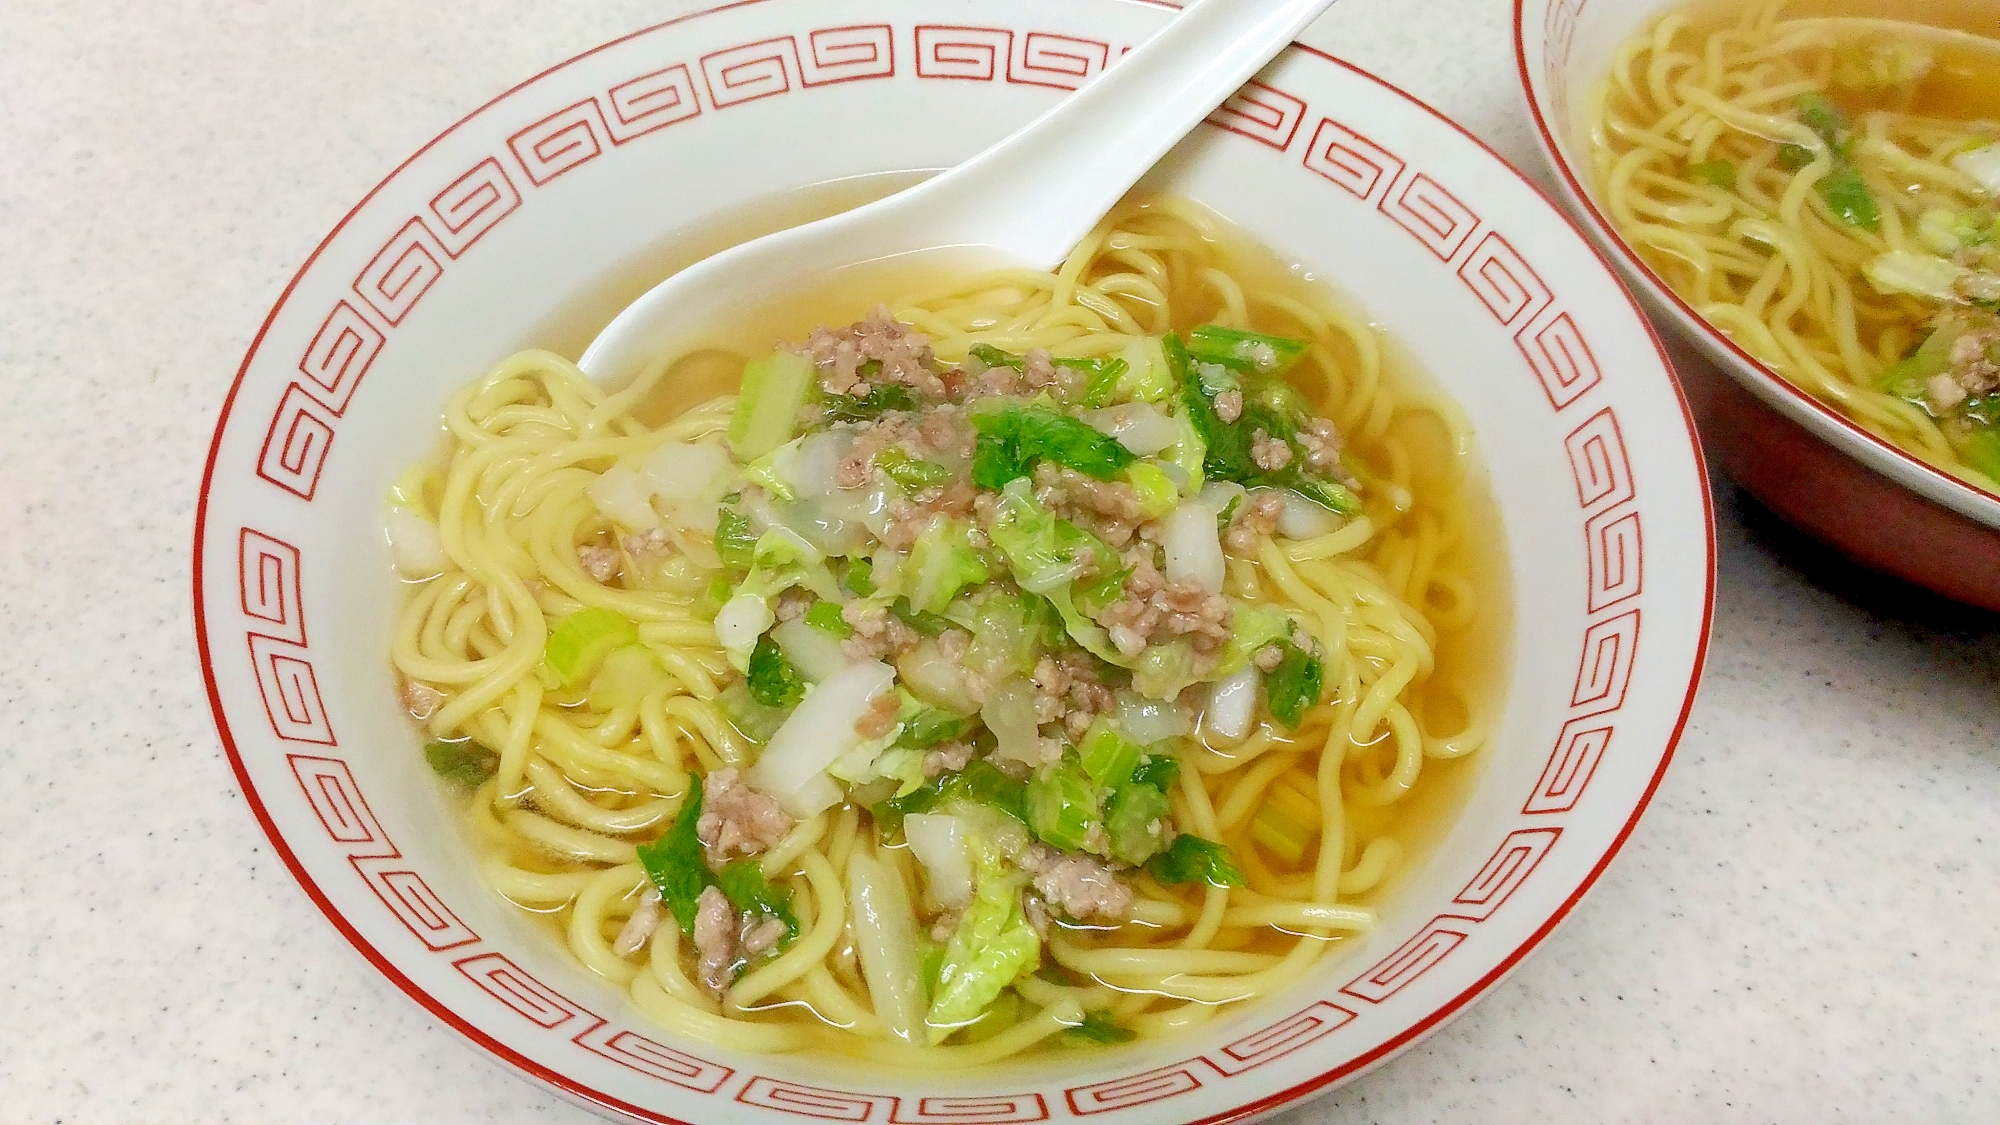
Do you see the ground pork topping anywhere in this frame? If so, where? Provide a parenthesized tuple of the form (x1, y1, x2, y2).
(1213, 388, 1244, 424)
(1250, 427, 1295, 471)
(692, 885, 738, 994)
(922, 741, 975, 778)
(622, 527, 673, 563)
(1097, 550, 1234, 659)
(401, 679, 444, 722)
(841, 601, 921, 662)
(577, 544, 621, 583)
(1016, 843, 1132, 923)
(1295, 417, 1345, 476)
(797, 306, 947, 399)
(1031, 461, 1148, 546)
(1030, 651, 1117, 740)
(696, 768, 793, 869)
(1222, 490, 1285, 554)
(613, 887, 664, 956)
(855, 691, 901, 740)
(1928, 324, 2000, 412)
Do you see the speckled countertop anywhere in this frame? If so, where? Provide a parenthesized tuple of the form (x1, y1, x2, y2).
(3, 0, 1997, 1121)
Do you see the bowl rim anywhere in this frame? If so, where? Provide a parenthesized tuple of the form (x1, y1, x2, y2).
(193, 1, 1717, 1120)
(1509, 0, 2000, 532)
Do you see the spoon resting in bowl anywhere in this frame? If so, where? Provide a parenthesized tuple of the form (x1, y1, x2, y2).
(578, 0, 1341, 387)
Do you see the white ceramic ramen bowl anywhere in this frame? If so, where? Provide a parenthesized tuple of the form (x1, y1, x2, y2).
(194, 1, 1714, 1121)
(1515, 0, 2000, 611)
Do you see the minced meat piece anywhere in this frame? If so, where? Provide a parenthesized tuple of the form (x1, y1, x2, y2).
(1250, 428, 1294, 471)
(401, 679, 443, 721)
(855, 692, 901, 740)
(1213, 389, 1244, 424)
(796, 307, 947, 399)
(842, 601, 921, 662)
(1016, 842, 1132, 923)
(577, 544, 620, 582)
(1222, 490, 1284, 553)
(613, 887, 664, 956)
(696, 767, 793, 869)
(693, 885, 738, 995)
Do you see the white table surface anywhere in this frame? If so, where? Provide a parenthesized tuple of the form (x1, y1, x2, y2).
(4, 0, 1998, 1121)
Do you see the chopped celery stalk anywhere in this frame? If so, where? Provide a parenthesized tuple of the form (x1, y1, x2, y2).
(1129, 752, 1179, 792)
(717, 680, 790, 743)
(902, 520, 991, 616)
(1686, 159, 1736, 188)
(714, 507, 758, 570)
(1145, 833, 1245, 887)
(805, 599, 852, 637)
(1025, 764, 1098, 852)
(543, 607, 639, 687)
(1292, 477, 1364, 517)
(1104, 782, 1170, 866)
(746, 635, 806, 707)
(1777, 143, 1815, 172)
(425, 739, 498, 787)
(729, 351, 817, 461)
(843, 556, 876, 596)
(637, 775, 713, 935)
(1265, 640, 1325, 729)
(1184, 325, 1309, 375)
(589, 645, 667, 710)
(968, 343, 1025, 369)
(971, 401, 1137, 486)
(1077, 719, 1142, 792)
(925, 844, 1039, 1044)
(1123, 461, 1180, 519)
(1248, 774, 1319, 865)
(1113, 337, 1174, 404)
(877, 448, 955, 493)
(896, 708, 974, 751)
(945, 760, 1028, 824)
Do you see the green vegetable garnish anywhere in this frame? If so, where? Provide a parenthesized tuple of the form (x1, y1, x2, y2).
(804, 599, 853, 637)
(716, 859, 800, 945)
(1025, 763, 1099, 852)
(728, 351, 817, 460)
(821, 382, 918, 424)
(1104, 781, 1171, 866)
(1264, 639, 1325, 729)
(842, 556, 876, 597)
(1129, 752, 1180, 792)
(746, 635, 806, 708)
(543, 606, 640, 687)
(637, 776, 713, 935)
(877, 447, 956, 493)
(970, 402, 1137, 487)
(714, 507, 758, 571)
(1077, 718, 1142, 792)
(1146, 833, 1246, 887)
(1686, 158, 1736, 188)
(717, 680, 791, 742)
(425, 739, 498, 787)
(895, 708, 975, 751)
(1183, 325, 1309, 375)
(1065, 1009, 1138, 1045)
(1816, 163, 1880, 231)
(925, 844, 1041, 1044)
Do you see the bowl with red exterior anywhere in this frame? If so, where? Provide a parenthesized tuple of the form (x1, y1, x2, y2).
(194, 0, 1713, 1120)
(1514, 0, 2000, 611)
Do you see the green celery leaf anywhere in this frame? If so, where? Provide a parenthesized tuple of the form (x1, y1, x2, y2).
(425, 739, 498, 787)
(1146, 833, 1246, 887)
(747, 636, 806, 708)
(636, 776, 714, 934)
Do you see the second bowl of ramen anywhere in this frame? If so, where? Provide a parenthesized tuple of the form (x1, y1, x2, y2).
(1516, 0, 2000, 609)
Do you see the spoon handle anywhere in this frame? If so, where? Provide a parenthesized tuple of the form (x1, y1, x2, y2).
(905, 0, 1341, 268)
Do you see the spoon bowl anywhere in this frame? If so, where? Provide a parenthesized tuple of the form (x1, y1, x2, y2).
(578, 0, 1340, 386)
